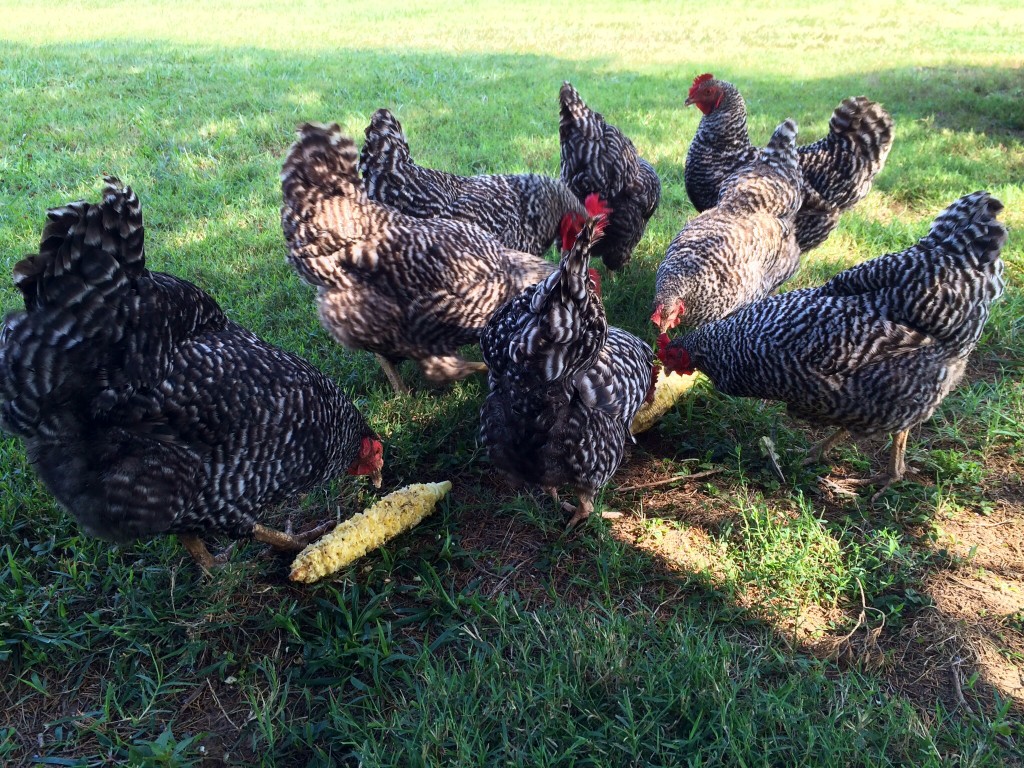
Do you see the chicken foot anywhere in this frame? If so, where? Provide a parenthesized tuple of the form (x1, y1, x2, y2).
(252, 521, 336, 552)
(419, 354, 488, 384)
(178, 519, 335, 571)
(178, 535, 236, 571)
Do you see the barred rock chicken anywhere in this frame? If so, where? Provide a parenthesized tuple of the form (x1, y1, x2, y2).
(658, 192, 1006, 497)
(684, 74, 894, 252)
(652, 119, 802, 333)
(0, 179, 384, 569)
(559, 82, 662, 270)
(480, 196, 655, 528)
(359, 108, 585, 256)
(281, 122, 557, 394)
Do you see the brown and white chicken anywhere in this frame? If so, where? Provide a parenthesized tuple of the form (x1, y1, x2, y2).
(559, 82, 661, 270)
(658, 192, 1006, 497)
(281, 122, 557, 394)
(684, 73, 893, 252)
(652, 119, 802, 333)
(0, 178, 384, 569)
(480, 196, 655, 528)
(359, 108, 585, 256)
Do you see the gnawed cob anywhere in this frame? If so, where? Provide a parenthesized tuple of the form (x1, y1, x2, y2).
(630, 370, 698, 435)
(289, 481, 452, 583)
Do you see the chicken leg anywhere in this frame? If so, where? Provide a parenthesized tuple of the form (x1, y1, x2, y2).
(376, 354, 410, 395)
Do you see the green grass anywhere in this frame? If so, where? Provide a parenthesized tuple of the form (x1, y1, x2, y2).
(2, 0, 1023, 765)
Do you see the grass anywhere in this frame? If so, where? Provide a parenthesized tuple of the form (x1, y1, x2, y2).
(1, 0, 1023, 765)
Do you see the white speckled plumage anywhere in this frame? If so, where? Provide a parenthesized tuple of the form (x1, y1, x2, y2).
(0, 179, 379, 545)
(281, 123, 557, 387)
(360, 108, 585, 256)
(480, 210, 654, 521)
(559, 83, 661, 270)
(654, 119, 803, 332)
(684, 75, 893, 252)
(662, 192, 1006, 440)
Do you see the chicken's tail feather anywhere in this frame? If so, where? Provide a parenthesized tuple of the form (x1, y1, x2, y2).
(923, 191, 1007, 267)
(515, 203, 610, 383)
(559, 81, 593, 123)
(1, 179, 147, 439)
(359, 108, 412, 197)
(829, 96, 894, 166)
(13, 177, 144, 313)
(281, 122, 364, 205)
(762, 119, 799, 175)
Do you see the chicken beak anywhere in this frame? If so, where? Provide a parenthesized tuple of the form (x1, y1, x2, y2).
(683, 96, 695, 107)
(370, 467, 383, 489)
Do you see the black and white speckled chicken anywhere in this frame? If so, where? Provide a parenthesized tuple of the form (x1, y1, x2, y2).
(658, 192, 1006, 497)
(684, 74, 893, 252)
(480, 196, 655, 528)
(652, 119, 802, 333)
(281, 122, 557, 394)
(359, 108, 585, 256)
(559, 82, 662, 271)
(0, 179, 384, 569)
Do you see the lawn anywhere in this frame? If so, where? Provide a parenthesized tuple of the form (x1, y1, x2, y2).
(1, 0, 1022, 765)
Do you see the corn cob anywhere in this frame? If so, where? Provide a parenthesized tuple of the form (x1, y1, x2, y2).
(630, 370, 698, 435)
(289, 481, 452, 583)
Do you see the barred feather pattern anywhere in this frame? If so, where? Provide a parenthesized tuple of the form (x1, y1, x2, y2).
(654, 120, 802, 331)
(664, 192, 1006, 437)
(282, 123, 556, 380)
(684, 77, 893, 251)
(360, 108, 585, 256)
(480, 217, 654, 500)
(0, 179, 378, 544)
(559, 82, 661, 270)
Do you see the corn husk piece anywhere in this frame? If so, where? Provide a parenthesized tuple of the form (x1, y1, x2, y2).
(289, 481, 452, 583)
(630, 371, 699, 435)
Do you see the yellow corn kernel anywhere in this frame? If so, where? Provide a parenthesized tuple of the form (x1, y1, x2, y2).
(289, 481, 452, 583)
(630, 371, 698, 435)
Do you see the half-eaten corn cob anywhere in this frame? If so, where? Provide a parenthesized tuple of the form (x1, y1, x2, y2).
(289, 481, 452, 583)
(630, 369, 698, 435)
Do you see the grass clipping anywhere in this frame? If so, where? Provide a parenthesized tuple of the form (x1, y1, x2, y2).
(630, 370, 698, 435)
(290, 481, 452, 583)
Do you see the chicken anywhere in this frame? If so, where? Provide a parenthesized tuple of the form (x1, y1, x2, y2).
(684, 74, 894, 252)
(652, 119, 802, 333)
(559, 82, 662, 270)
(657, 192, 1006, 497)
(281, 122, 558, 394)
(480, 195, 655, 528)
(359, 108, 585, 256)
(0, 178, 384, 569)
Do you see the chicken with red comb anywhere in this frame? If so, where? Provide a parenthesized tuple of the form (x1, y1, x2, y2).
(657, 192, 1006, 499)
(684, 74, 893, 252)
(480, 199, 654, 528)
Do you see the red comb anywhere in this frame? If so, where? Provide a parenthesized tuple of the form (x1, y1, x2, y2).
(584, 193, 611, 219)
(560, 211, 586, 252)
(689, 73, 714, 97)
(584, 193, 612, 237)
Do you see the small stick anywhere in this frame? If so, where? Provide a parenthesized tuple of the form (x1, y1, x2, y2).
(616, 469, 724, 493)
